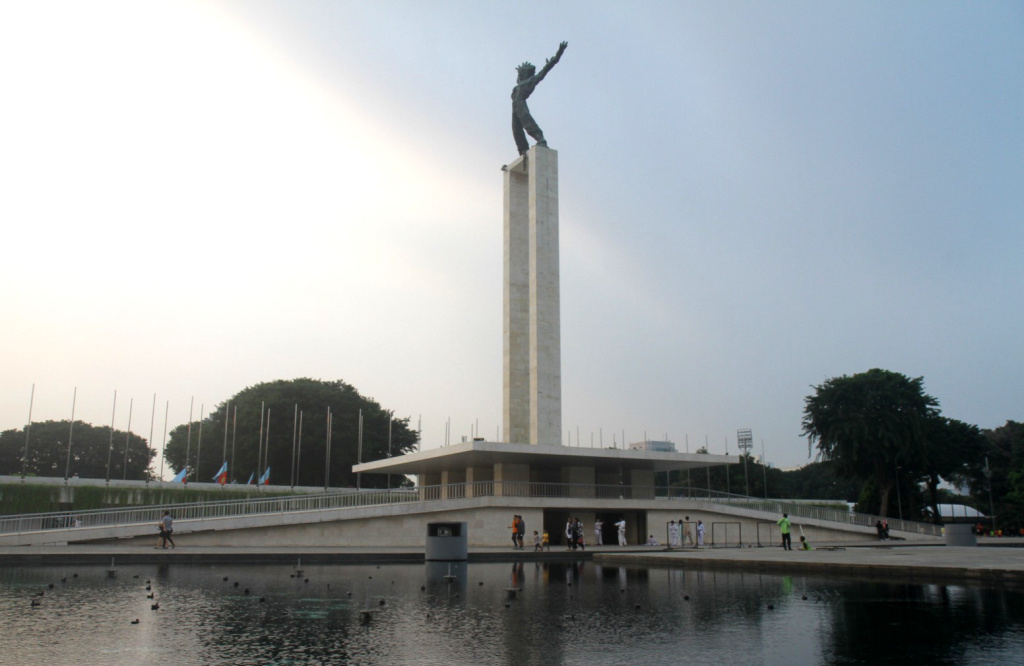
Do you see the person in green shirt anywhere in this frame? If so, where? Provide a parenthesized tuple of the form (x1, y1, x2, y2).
(799, 535, 812, 550)
(777, 513, 792, 550)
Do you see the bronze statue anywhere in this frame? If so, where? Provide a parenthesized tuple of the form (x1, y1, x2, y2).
(512, 41, 568, 155)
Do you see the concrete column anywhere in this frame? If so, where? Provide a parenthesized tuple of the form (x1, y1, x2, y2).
(420, 472, 441, 501)
(502, 145, 562, 446)
(465, 465, 493, 498)
(560, 465, 595, 498)
(626, 469, 656, 500)
(503, 154, 530, 445)
(493, 462, 530, 496)
(528, 146, 562, 446)
(440, 468, 466, 499)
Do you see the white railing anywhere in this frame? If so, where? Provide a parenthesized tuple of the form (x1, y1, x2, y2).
(0, 483, 943, 537)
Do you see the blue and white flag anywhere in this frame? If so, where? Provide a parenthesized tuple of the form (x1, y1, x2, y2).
(247, 472, 255, 485)
(171, 467, 187, 483)
(259, 466, 271, 485)
(213, 462, 228, 484)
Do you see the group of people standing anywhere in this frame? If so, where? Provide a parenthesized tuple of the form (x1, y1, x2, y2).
(667, 517, 699, 547)
(875, 519, 890, 541)
(565, 517, 586, 550)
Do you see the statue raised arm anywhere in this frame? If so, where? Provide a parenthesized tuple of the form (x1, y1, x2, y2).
(511, 41, 568, 155)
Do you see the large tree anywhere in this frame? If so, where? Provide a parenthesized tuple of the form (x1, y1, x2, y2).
(802, 369, 939, 518)
(163, 378, 418, 488)
(960, 421, 1024, 532)
(918, 416, 987, 524)
(0, 420, 155, 480)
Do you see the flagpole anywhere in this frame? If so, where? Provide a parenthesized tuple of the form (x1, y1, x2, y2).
(63, 387, 77, 481)
(291, 404, 298, 488)
(222, 401, 230, 470)
(387, 410, 392, 491)
(324, 407, 331, 491)
(160, 401, 169, 482)
(194, 404, 204, 483)
(257, 401, 265, 487)
(184, 397, 194, 485)
(121, 397, 134, 480)
(263, 408, 270, 489)
(147, 393, 156, 485)
(297, 410, 303, 488)
(105, 390, 117, 483)
(357, 409, 363, 491)
(21, 383, 35, 480)
(230, 406, 237, 484)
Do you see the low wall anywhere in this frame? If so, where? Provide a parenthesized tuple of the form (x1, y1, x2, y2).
(92, 500, 893, 549)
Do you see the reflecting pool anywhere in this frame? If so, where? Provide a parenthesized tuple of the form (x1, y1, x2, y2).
(2, 561, 1022, 665)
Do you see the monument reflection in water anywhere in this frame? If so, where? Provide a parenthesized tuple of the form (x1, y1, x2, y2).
(1, 561, 1021, 665)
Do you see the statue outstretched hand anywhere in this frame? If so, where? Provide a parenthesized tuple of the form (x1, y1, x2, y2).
(547, 41, 568, 65)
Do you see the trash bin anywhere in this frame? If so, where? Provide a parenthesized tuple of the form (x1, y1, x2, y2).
(944, 523, 977, 547)
(425, 522, 468, 561)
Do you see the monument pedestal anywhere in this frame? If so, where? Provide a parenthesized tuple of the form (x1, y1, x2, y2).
(503, 145, 561, 446)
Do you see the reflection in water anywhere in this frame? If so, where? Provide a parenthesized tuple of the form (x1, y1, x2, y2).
(1, 562, 1022, 665)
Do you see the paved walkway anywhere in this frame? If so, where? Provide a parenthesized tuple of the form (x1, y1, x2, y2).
(594, 540, 1024, 584)
(1, 540, 1021, 584)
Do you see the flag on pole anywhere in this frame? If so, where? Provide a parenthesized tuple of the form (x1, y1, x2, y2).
(247, 472, 255, 485)
(213, 462, 228, 484)
(171, 467, 187, 483)
(259, 466, 270, 485)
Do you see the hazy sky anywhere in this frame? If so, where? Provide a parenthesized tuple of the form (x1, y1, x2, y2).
(2, 1, 1021, 476)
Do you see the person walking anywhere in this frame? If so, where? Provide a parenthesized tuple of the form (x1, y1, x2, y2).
(668, 520, 680, 547)
(517, 516, 526, 550)
(696, 520, 705, 547)
(778, 513, 792, 550)
(159, 511, 175, 549)
(509, 515, 520, 550)
(593, 518, 604, 546)
(682, 517, 694, 546)
(573, 518, 585, 551)
(566, 518, 576, 551)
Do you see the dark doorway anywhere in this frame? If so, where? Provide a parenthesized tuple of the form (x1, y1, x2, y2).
(543, 510, 572, 548)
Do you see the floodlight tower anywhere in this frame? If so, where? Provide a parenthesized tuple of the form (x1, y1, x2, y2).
(737, 429, 753, 497)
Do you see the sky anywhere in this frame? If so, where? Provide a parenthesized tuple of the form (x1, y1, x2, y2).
(1, 1, 1021, 478)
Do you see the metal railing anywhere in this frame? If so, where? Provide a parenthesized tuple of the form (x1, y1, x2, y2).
(0, 482, 943, 537)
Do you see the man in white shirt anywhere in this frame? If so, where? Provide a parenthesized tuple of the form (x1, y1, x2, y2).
(616, 519, 627, 546)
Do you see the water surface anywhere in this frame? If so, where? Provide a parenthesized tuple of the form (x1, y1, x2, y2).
(2, 561, 1021, 665)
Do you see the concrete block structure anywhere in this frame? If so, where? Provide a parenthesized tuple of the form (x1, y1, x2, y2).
(503, 145, 561, 446)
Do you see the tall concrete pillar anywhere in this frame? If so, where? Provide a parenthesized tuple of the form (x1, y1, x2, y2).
(503, 145, 562, 445)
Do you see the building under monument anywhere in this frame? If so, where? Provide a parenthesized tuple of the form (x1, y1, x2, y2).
(354, 144, 739, 546)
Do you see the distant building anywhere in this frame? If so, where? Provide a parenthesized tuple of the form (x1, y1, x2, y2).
(628, 440, 676, 453)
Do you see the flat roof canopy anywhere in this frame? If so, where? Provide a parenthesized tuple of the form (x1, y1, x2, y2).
(353, 440, 739, 476)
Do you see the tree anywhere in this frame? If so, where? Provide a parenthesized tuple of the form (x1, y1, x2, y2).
(163, 378, 419, 488)
(918, 417, 987, 524)
(802, 369, 938, 518)
(960, 421, 1024, 533)
(0, 420, 155, 480)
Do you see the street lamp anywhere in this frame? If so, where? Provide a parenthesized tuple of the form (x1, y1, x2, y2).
(984, 456, 995, 535)
(895, 464, 903, 522)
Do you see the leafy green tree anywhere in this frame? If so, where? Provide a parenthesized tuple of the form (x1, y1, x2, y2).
(163, 378, 418, 488)
(960, 421, 1024, 533)
(918, 417, 987, 524)
(802, 369, 939, 517)
(0, 420, 155, 480)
